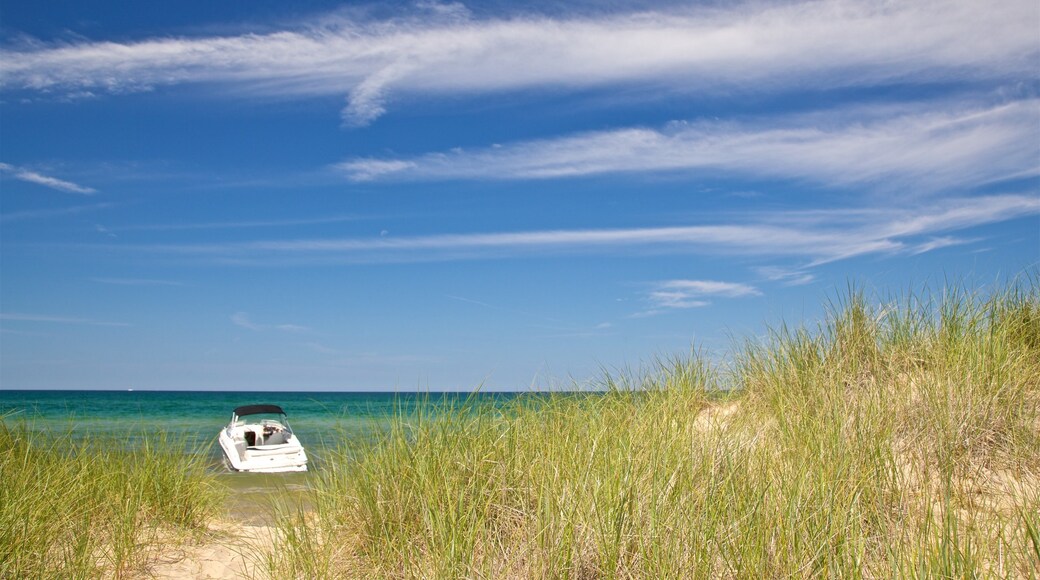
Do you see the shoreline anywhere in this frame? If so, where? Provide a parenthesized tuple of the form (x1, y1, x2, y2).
(5, 284, 1038, 578)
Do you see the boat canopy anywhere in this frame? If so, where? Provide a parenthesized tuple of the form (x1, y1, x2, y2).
(233, 404, 286, 417)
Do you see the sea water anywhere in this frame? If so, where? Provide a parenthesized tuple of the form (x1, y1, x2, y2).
(0, 389, 529, 521)
(0, 390, 527, 439)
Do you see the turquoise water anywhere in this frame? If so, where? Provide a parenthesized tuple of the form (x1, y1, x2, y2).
(0, 389, 529, 456)
(1, 390, 534, 520)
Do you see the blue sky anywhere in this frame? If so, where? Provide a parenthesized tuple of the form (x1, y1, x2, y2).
(1, 0, 1038, 391)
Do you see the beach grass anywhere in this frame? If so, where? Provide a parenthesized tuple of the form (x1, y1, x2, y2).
(268, 279, 1040, 578)
(0, 425, 224, 579)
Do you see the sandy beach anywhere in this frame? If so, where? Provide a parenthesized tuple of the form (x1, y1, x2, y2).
(146, 522, 274, 580)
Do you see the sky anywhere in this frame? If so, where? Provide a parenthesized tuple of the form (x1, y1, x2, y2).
(0, 0, 1038, 391)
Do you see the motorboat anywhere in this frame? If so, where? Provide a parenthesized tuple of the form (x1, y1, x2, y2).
(219, 404, 308, 473)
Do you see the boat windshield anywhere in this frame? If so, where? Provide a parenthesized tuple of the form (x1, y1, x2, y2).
(231, 412, 293, 432)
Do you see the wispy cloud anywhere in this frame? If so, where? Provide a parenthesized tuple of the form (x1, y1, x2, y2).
(94, 224, 116, 238)
(657, 280, 761, 299)
(638, 279, 761, 316)
(0, 163, 97, 194)
(116, 215, 367, 231)
(230, 312, 262, 331)
(90, 277, 185, 286)
(0, 312, 130, 327)
(0, 202, 114, 223)
(230, 312, 310, 333)
(125, 194, 1038, 267)
(908, 236, 975, 255)
(275, 324, 310, 333)
(339, 100, 1040, 191)
(1, 0, 1035, 124)
(756, 266, 816, 286)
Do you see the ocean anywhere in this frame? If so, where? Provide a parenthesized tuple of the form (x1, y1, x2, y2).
(0, 389, 530, 452)
(0, 389, 530, 519)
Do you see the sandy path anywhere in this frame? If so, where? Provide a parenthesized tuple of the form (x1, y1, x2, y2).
(145, 523, 274, 580)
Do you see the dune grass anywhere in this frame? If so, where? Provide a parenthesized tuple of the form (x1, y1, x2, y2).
(269, 280, 1040, 578)
(0, 425, 224, 579)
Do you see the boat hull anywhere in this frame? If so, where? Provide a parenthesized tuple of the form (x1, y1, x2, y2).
(218, 428, 308, 473)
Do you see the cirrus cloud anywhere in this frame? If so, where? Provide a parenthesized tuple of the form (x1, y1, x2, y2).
(338, 99, 1040, 191)
(0, 162, 97, 194)
(2, 0, 1036, 125)
(105, 193, 1039, 267)
(230, 311, 310, 333)
(638, 279, 762, 316)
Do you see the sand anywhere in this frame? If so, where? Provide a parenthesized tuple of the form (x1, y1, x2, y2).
(145, 522, 274, 580)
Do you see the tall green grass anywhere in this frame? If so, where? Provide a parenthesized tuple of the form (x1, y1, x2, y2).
(269, 280, 1040, 578)
(0, 425, 224, 579)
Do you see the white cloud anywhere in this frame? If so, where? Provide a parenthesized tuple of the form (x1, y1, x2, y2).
(908, 236, 974, 255)
(90, 278, 185, 286)
(230, 312, 262, 331)
(344, 160, 417, 181)
(338, 100, 1040, 190)
(275, 324, 310, 333)
(0, 202, 114, 223)
(231, 312, 310, 333)
(116, 215, 366, 231)
(0, 162, 97, 194)
(639, 279, 761, 316)
(2, 0, 1036, 124)
(128, 193, 1039, 266)
(94, 224, 116, 238)
(756, 266, 816, 286)
(646, 293, 711, 311)
(657, 280, 761, 298)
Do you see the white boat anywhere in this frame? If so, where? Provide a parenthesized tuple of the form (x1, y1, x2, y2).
(219, 404, 308, 473)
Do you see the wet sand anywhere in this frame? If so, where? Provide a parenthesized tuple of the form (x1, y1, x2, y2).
(216, 470, 314, 525)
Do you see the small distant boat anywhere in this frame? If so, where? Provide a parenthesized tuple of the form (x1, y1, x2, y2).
(219, 404, 308, 473)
